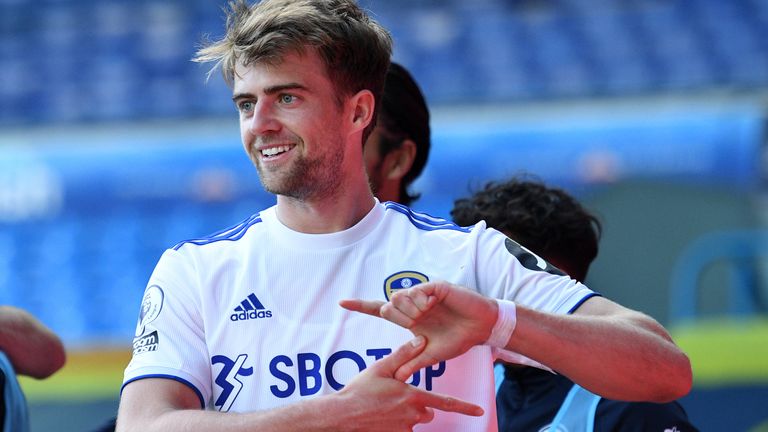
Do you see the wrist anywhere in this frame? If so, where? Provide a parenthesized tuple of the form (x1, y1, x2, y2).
(484, 299, 517, 348)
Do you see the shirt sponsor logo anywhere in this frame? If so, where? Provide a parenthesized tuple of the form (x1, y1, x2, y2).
(383, 271, 429, 301)
(269, 348, 445, 398)
(230, 293, 273, 321)
(132, 330, 159, 355)
(210, 348, 446, 400)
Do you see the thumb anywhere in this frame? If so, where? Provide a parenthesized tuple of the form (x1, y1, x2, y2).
(368, 336, 426, 380)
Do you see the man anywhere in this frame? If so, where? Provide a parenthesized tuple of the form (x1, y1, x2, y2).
(94, 60, 432, 432)
(117, 1, 691, 431)
(1, 305, 66, 432)
(451, 177, 698, 431)
(364, 62, 429, 206)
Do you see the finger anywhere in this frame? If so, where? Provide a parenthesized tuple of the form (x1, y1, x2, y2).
(417, 391, 484, 417)
(417, 407, 435, 424)
(391, 292, 424, 320)
(393, 354, 434, 382)
(339, 299, 385, 317)
(409, 281, 442, 299)
(380, 302, 416, 328)
(368, 336, 425, 377)
(409, 288, 435, 312)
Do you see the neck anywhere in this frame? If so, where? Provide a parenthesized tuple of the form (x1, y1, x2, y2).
(373, 179, 401, 204)
(275, 170, 376, 234)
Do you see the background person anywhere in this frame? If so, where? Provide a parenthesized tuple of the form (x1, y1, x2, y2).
(363, 62, 430, 207)
(450, 177, 698, 431)
(0, 305, 66, 432)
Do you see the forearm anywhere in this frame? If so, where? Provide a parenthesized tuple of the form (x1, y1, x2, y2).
(118, 395, 345, 432)
(118, 337, 475, 432)
(505, 304, 692, 402)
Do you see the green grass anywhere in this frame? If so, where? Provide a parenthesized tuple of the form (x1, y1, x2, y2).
(19, 349, 130, 401)
(671, 318, 768, 386)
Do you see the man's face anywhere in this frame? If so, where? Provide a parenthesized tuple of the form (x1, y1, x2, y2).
(232, 50, 346, 200)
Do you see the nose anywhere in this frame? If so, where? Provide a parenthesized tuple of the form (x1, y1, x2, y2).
(247, 100, 282, 136)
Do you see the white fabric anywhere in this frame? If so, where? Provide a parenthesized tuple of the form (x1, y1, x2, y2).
(123, 200, 594, 431)
(485, 299, 517, 348)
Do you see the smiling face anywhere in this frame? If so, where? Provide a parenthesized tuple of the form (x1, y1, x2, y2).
(232, 50, 349, 201)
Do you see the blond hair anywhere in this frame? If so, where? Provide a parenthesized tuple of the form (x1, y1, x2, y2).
(195, 0, 392, 138)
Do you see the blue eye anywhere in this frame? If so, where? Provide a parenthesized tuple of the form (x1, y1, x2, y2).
(238, 101, 254, 113)
(279, 94, 295, 104)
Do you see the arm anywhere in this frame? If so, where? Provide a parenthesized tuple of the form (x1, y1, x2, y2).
(0, 305, 66, 378)
(116, 336, 482, 432)
(340, 281, 692, 403)
(510, 295, 692, 402)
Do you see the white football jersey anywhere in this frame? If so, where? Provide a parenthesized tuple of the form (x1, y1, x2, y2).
(124, 201, 597, 431)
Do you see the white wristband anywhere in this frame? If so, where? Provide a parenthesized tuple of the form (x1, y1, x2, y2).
(485, 299, 517, 348)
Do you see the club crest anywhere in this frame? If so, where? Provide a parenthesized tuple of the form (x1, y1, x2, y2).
(383, 271, 429, 301)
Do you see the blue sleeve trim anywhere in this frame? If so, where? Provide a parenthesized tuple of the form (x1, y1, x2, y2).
(567, 292, 602, 314)
(384, 202, 471, 232)
(121, 374, 205, 409)
(173, 214, 262, 250)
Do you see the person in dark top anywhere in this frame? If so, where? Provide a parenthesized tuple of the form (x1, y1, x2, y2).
(451, 177, 699, 432)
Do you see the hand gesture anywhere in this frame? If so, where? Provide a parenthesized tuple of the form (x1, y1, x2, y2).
(334, 335, 483, 431)
(340, 281, 498, 381)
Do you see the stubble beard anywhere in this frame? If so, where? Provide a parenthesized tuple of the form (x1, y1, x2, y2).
(256, 139, 345, 201)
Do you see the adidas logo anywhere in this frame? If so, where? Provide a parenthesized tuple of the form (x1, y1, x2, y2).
(230, 293, 273, 321)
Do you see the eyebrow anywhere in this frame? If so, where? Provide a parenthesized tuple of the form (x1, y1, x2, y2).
(232, 82, 308, 102)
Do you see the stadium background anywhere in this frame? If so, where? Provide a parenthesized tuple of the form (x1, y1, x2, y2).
(2, 0, 768, 430)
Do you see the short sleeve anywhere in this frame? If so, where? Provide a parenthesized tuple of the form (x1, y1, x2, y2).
(472, 224, 596, 314)
(121, 248, 211, 408)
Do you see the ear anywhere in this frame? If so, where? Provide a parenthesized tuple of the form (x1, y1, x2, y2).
(349, 89, 375, 133)
(383, 139, 417, 181)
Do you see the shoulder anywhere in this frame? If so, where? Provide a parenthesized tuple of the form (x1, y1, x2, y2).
(381, 201, 472, 233)
(171, 211, 266, 252)
(379, 202, 489, 256)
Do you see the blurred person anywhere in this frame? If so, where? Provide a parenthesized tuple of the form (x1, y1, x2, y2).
(117, 0, 691, 431)
(450, 177, 698, 432)
(0, 305, 66, 432)
(364, 62, 429, 206)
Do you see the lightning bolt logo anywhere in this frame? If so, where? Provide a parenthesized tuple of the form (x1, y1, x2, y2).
(212, 354, 254, 412)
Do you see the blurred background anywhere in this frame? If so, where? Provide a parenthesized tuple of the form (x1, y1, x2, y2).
(2, 0, 768, 430)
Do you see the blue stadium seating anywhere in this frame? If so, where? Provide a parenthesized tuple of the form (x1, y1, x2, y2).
(0, 199, 263, 345)
(2, 0, 768, 346)
(2, 0, 768, 126)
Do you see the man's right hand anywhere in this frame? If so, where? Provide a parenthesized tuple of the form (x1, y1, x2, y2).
(332, 335, 484, 431)
(118, 336, 482, 432)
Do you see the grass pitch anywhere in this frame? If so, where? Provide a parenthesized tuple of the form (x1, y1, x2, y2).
(19, 349, 131, 401)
